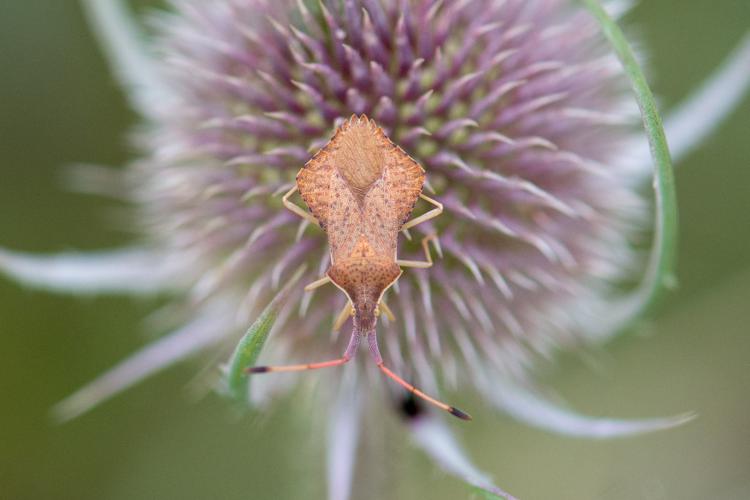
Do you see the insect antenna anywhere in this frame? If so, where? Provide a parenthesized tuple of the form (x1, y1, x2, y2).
(245, 323, 471, 420)
(367, 333, 472, 421)
(245, 331, 360, 374)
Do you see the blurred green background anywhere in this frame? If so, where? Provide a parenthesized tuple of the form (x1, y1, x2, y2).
(1, 2, 748, 499)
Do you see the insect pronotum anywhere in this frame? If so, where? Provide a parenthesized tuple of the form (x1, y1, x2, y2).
(247, 115, 470, 420)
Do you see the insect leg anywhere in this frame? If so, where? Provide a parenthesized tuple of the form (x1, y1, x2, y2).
(282, 185, 320, 227)
(332, 301, 354, 331)
(396, 234, 441, 269)
(377, 300, 396, 322)
(304, 275, 331, 291)
(246, 330, 360, 374)
(366, 333, 471, 421)
(401, 194, 443, 231)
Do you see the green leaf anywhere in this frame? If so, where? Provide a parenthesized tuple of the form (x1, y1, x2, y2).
(224, 266, 306, 405)
(579, 0, 679, 332)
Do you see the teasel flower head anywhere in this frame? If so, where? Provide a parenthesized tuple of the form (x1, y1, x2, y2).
(3, 0, 749, 498)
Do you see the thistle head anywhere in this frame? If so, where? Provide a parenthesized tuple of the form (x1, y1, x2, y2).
(135, 0, 643, 390)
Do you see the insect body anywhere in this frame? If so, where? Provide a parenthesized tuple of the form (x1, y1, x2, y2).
(248, 115, 469, 420)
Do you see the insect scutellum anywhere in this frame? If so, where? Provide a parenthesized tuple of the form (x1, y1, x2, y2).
(247, 115, 469, 421)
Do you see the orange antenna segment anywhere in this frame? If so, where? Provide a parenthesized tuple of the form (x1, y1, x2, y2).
(367, 331, 472, 421)
(376, 364, 471, 420)
(246, 333, 360, 374)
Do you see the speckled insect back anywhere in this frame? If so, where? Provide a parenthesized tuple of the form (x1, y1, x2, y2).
(247, 115, 468, 419)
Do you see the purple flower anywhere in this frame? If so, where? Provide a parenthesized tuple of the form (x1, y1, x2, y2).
(2, 0, 749, 498)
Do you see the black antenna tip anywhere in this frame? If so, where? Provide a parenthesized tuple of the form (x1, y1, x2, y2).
(449, 406, 473, 421)
(245, 366, 269, 374)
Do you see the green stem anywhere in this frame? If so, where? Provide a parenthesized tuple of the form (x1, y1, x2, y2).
(580, 0, 679, 332)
